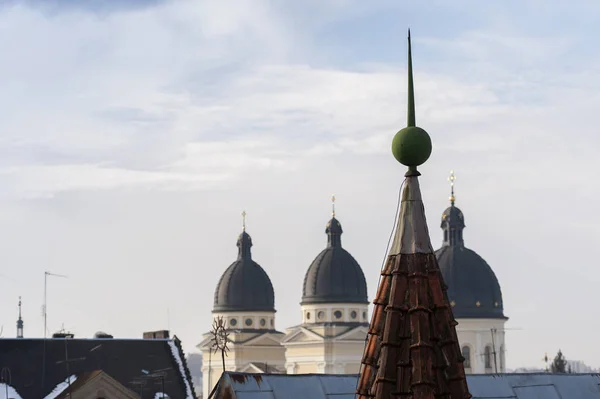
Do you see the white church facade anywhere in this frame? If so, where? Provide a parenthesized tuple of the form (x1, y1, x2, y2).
(198, 191, 507, 398)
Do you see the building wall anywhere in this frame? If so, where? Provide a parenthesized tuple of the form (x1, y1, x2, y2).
(455, 318, 507, 374)
(283, 320, 368, 375)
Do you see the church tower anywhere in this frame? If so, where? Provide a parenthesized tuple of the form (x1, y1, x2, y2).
(435, 171, 508, 373)
(197, 212, 286, 399)
(283, 197, 370, 374)
(356, 30, 471, 399)
(17, 296, 24, 339)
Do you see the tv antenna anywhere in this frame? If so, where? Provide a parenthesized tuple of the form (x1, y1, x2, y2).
(43, 271, 68, 338)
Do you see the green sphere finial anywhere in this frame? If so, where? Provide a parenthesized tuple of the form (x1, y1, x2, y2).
(391, 126, 432, 167)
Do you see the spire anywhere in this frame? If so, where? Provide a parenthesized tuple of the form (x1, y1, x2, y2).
(448, 170, 456, 206)
(237, 211, 252, 260)
(391, 30, 432, 176)
(17, 296, 23, 339)
(356, 31, 471, 399)
(407, 29, 415, 127)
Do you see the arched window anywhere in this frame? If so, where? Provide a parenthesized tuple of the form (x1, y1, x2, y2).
(485, 345, 492, 369)
(500, 345, 505, 371)
(461, 346, 471, 369)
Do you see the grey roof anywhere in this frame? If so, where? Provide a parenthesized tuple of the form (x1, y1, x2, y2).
(0, 337, 196, 399)
(213, 230, 275, 312)
(210, 372, 600, 399)
(301, 217, 368, 305)
(436, 204, 505, 319)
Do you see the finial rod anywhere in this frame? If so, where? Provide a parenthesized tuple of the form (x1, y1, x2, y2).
(331, 195, 336, 217)
(448, 170, 456, 205)
(407, 29, 416, 127)
(242, 210, 247, 231)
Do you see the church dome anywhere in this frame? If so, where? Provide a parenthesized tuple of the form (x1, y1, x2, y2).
(302, 216, 368, 305)
(435, 204, 506, 319)
(213, 230, 275, 312)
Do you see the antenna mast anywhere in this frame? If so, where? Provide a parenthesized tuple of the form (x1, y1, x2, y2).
(43, 271, 68, 338)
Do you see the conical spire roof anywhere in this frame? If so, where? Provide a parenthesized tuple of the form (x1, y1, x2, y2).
(356, 31, 471, 399)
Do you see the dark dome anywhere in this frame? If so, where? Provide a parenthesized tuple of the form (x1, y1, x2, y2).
(302, 217, 368, 305)
(436, 204, 506, 319)
(213, 231, 275, 312)
(442, 205, 465, 228)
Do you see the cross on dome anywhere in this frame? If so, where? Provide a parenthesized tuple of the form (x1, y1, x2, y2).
(448, 170, 456, 205)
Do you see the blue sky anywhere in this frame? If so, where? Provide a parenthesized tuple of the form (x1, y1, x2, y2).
(1, 0, 600, 370)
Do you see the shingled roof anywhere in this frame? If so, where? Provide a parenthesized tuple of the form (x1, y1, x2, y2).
(0, 336, 196, 399)
(355, 31, 472, 399)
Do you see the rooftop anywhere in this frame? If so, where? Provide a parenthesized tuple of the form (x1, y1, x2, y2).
(210, 372, 600, 399)
(0, 335, 196, 399)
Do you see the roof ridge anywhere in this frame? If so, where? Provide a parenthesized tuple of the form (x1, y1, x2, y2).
(170, 336, 197, 399)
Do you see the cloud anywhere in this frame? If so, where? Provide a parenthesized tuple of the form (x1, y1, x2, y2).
(2, 0, 600, 370)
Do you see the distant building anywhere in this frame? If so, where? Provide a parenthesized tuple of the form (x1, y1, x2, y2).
(186, 353, 203, 393)
(567, 360, 597, 373)
(436, 173, 508, 374)
(282, 208, 370, 375)
(197, 226, 287, 399)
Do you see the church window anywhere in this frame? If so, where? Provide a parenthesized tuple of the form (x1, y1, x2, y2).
(334, 310, 343, 319)
(318, 311, 325, 320)
(306, 312, 311, 320)
(444, 230, 448, 242)
(260, 318, 266, 327)
(270, 319, 274, 326)
(350, 311, 357, 319)
(230, 318, 237, 327)
(461, 346, 471, 368)
(485, 345, 492, 369)
(362, 311, 367, 320)
(245, 318, 253, 327)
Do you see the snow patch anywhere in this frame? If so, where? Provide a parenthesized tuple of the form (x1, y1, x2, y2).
(167, 340, 194, 399)
(43, 375, 77, 399)
(154, 393, 170, 398)
(0, 383, 23, 399)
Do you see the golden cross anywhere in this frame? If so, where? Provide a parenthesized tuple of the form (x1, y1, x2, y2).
(448, 170, 456, 205)
(242, 210, 247, 231)
(331, 195, 336, 217)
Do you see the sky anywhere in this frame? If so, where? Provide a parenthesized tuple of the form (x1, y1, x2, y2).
(1, 0, 600, 371)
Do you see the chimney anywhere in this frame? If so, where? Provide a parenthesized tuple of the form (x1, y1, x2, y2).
(52, 332, 75, 339)
(143, 330, 170, 339)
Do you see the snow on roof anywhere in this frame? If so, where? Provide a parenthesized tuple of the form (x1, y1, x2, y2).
(211, 372, 600, 399)
(154, 393, 170, 398)
(42, 375, 77, 399)
(0, 383, 23, 399)
(167, 341, 194, 399)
